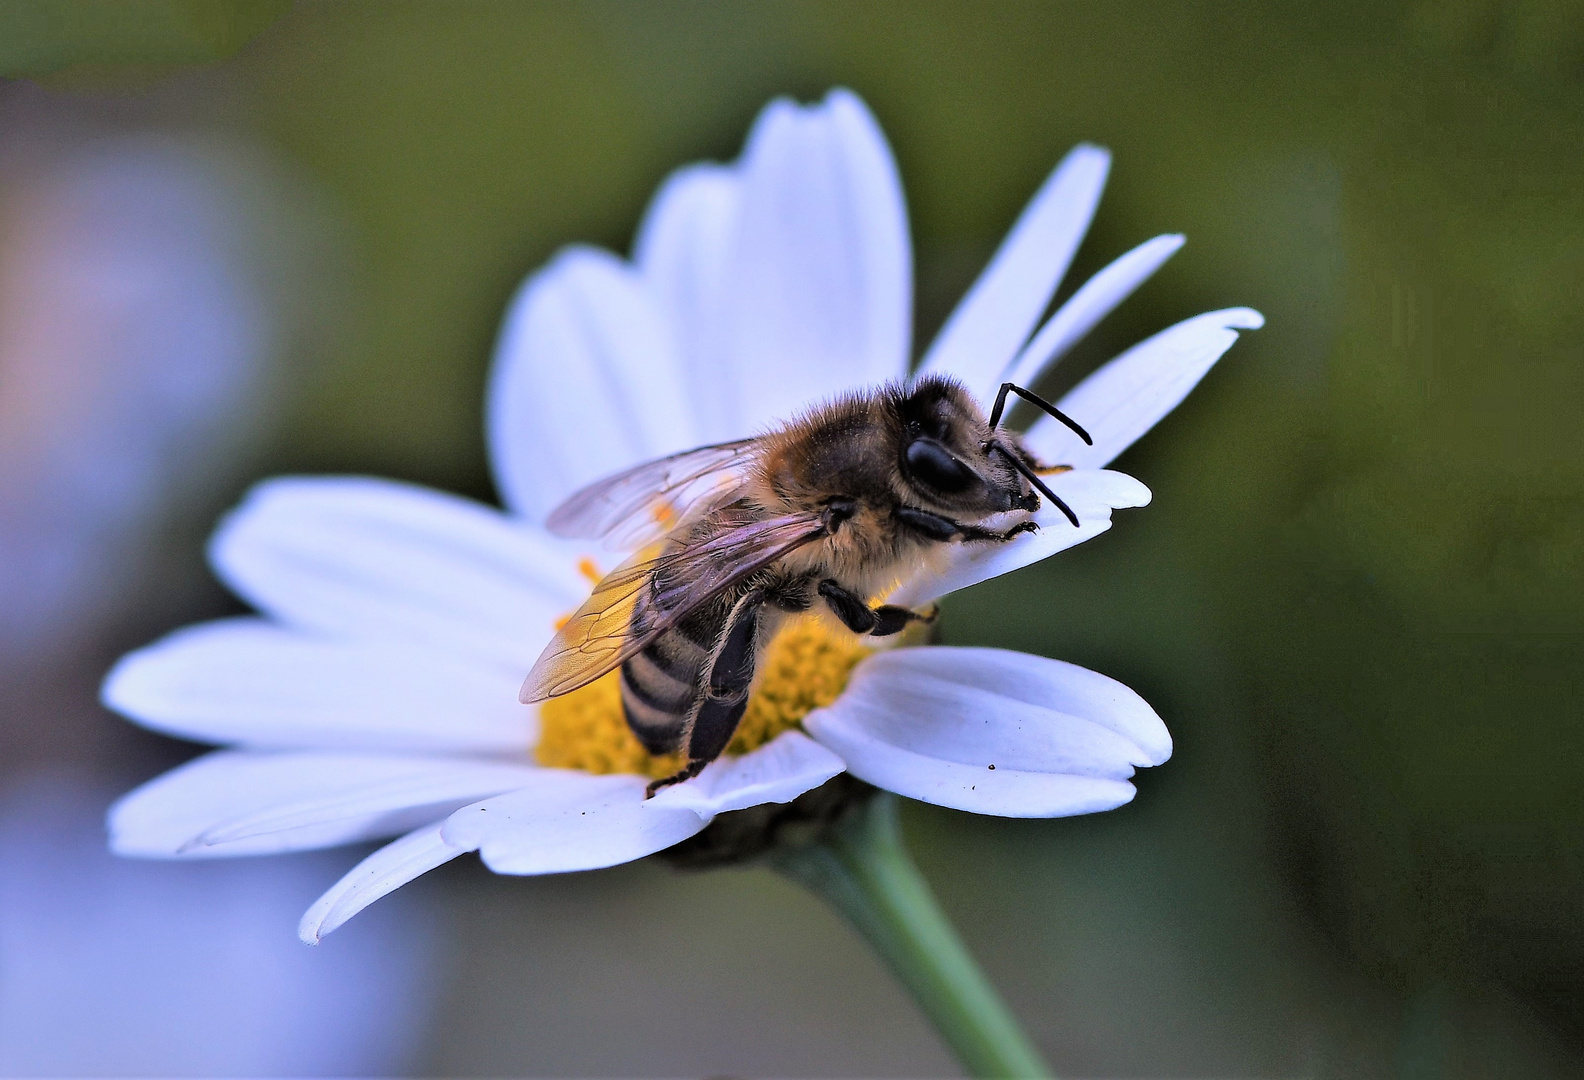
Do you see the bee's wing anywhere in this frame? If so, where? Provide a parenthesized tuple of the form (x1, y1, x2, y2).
(545, 439, 759, 551)
(520, 511, 827, 703)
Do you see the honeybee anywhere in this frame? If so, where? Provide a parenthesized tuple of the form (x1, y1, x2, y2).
(521, 377, 1091, 796)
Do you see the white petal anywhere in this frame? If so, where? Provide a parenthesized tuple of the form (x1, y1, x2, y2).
(634, 163, 744, 445)
(918, 144, 1110, 393)
(719, 90, 913, 433)
(441, 770, 706, 875)
(1001, 234, 1185, 389)
(648, 730, 845, 816)
(2, 779, 436, 1074)
(806, 647, 1168, 816)
(110, 751, 537, 858)
(889, 469, 1151, 606)
(299, 822, 467, 943)
(487, 246, 701, 520)
(851, 646, 1171, 765)
(1025, 307, 1265, 469)
(103, 618, 533, 753)
(808, 727, 1135, 818)
(211, 476, 584, 670)
(834, 674, 1134, 779)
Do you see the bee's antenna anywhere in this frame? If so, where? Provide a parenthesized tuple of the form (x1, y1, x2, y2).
(989, 441, 1081, 528)
(988, 382, 1092, 446)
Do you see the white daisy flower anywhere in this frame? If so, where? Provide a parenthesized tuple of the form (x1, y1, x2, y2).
(104, 89, 1261, 944)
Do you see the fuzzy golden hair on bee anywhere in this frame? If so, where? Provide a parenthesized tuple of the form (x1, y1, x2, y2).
(754, 377, 1021, 509)
(525, 374, 1093, 796)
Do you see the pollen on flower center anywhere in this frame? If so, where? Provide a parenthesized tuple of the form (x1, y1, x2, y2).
(534, 615, 872, 779)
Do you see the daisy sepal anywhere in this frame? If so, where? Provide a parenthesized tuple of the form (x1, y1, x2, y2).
(300, 822, 468, 944)
(917, 143, 1110, 392)
(103, 618, 531, 753)
(109, 751, 539, 858)
(889, 469, 1151, 608)
(1025, 306, 1266, 470)
(804, 647, 1169, 817)
(211, 476, 586, 668)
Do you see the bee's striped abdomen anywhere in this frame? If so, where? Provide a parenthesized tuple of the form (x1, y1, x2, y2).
(619, 591, 717, 756)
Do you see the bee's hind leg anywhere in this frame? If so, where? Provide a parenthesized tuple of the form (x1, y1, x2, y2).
(646, 759, 708, 798)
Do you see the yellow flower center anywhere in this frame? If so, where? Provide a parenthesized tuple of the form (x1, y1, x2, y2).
(534, 614, 873, 779)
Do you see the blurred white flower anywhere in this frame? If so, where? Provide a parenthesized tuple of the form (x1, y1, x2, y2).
(103, 90, 1261, 942)
(0, 777, 434, 1076)
(0, 115, 426, 1077)
(0, 138, 274, 661)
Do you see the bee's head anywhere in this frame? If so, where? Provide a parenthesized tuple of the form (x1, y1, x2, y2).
(893, 376, 1035, 516)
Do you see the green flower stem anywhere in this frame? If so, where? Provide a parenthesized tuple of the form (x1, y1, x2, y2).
(771, 793, 1054, 1079)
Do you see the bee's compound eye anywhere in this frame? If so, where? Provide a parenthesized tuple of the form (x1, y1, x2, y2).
(904, 437, 977, 493)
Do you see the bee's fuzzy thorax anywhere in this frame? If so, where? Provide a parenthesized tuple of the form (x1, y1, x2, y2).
(744, 376, 1034, 598)
(749, 384, 920, 597)
(535, 374, 1044, 796)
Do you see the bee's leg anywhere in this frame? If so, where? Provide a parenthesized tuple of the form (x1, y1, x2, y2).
(647, 592, 762, 799)
(958, 519, 1040, 543)
(762, 573, 814, 613)
(895, 506, 1038, 544)
(819, 579, 937, 638)
(645, 758, 708, 798)
(869, 603, 939, 637)
(818, 579, 877, 633)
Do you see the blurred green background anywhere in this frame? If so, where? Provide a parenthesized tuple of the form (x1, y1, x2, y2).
(9, 1, 1583, 1075)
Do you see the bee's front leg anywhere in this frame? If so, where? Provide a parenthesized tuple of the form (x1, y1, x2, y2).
(895, 506, 1037, 544)
(957, 519, 1039, 543)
